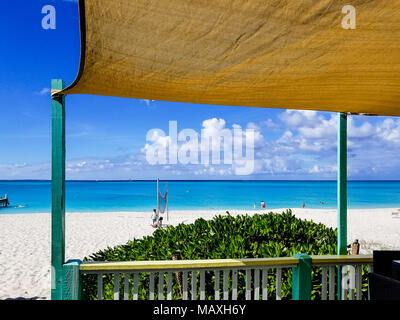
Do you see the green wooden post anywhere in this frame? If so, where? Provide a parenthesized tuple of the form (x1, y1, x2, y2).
(51, 79, 66, 300)
(337, 112, 348, 299)
(62, 260, 82, 300)
(292, 254, 312, 300)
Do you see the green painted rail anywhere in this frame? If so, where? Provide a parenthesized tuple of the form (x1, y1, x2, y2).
(61, 254, 373, 300)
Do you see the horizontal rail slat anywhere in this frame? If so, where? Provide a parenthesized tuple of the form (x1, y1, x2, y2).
(80, 257, 300, 272)
(311, 254, 373, 265)
(82, 257, 372, 274)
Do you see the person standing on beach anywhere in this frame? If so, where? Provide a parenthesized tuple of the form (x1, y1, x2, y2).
(151, 209, 159, 228)
(261, 201, 265, 209)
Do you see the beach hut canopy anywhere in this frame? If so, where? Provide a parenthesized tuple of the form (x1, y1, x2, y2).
(61, 0, 400, 116)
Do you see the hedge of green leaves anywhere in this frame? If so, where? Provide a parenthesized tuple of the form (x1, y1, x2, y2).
(81, 210, 362, 300)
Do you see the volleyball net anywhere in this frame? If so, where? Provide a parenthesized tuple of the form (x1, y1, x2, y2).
(157, 179, 168, 221)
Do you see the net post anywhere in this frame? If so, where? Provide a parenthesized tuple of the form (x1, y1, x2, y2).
(157, 178, 159, 214)
(166, 182, 169, 222)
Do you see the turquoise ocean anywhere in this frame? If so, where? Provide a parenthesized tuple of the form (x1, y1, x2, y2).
(1, 180, 400, 214)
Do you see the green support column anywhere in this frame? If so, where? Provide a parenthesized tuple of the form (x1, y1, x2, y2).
(62, 260, 82, 300)
(337, 112, 348, 299)
(51, 79, 66, 300)
(292, 254, 312, 300)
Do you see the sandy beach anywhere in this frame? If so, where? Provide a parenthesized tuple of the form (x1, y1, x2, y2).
(1, 208, 399, 300)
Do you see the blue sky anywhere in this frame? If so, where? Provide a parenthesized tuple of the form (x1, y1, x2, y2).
(1, 0, 400, 180)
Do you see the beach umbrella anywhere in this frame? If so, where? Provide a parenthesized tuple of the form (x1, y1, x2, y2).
(51, 0, 400, 300)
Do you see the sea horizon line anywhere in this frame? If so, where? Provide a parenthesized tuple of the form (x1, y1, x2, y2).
(2, 179, 400, 182)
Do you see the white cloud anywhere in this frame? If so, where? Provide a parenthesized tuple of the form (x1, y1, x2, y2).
(261, 119, 280, 131)
(348, 118, 374, 138)
(279, 110, 320, 127)
(297, 115, 336, 139)
(277, 130, 293, 143)
(308, 164, 336, 174)
(0, 162, 50, 179)
(250, 111, 400, 178)
(66, 159, 115, 173)
(376, 118, 400, 145)
(6, 110, 400, 180)
(35, 87, 50, 96)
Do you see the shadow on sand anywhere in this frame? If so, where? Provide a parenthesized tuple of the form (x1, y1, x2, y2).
(4, 296, 47, 300)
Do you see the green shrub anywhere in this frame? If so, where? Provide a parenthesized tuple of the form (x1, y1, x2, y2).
(82, 209, 339, 300)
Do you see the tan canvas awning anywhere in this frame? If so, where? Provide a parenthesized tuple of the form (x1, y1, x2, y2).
(61, 0, 400, 116)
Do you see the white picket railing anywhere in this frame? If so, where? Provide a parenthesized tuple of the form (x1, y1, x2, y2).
(311, 255, 373, 301)
(79, 255, 373, 300)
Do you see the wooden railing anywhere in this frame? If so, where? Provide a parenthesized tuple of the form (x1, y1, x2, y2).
(311, 255, 373, 300)
(62, 254, 373, 300)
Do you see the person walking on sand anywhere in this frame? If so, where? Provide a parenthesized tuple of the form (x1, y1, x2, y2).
(261, 201, 266, 209)
(151, 208, 159, 228)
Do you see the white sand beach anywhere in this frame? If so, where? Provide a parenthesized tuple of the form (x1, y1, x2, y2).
(1, 208, 399, 300)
